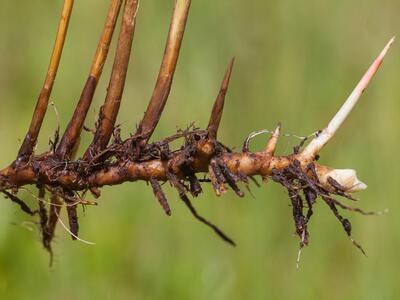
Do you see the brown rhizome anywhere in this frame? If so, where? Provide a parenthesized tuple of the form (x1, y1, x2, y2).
(0, 0, 394, 264)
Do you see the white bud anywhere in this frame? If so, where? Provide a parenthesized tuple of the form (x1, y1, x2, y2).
(324, 169, 367, 192)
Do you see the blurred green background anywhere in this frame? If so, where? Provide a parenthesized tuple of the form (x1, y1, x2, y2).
(1, 0, 400, 299)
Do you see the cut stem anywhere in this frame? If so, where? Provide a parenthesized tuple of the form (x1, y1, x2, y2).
(57, 0, 123, 158)
(135, 0, 191, 145)
(16, 0, 74, 164)
(85, 0, 139, 158)
(300, 37, 395, 161)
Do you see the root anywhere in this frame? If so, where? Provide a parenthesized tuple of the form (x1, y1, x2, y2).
(166, 171, 235, 246)
(150, 178, 172, 216)
(54, 208, 96, 245)
(37, 187, 52, 257)
(271, 159, 372, 257)
(180, 193, 236, 246)
(66, 201, 79, 241)
(2, 190, 37, 216)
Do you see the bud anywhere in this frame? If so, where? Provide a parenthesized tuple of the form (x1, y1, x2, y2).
(314, 165, 367, 193)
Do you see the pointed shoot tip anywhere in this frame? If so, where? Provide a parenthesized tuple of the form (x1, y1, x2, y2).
(299, 38, 394, 160)
(207, 58, 236, 138)
(377, 36, 395, 62)
(274, 122, 281, 136)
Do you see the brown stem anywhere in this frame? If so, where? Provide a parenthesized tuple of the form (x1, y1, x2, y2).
(84, 0, 139, 159)
(0, 132, 361, 202)
(207, 58, 235, 139)
(0, 140, 293, 190)
(88, 149, 289, 188)
(16, 0, 74, 165)
(56, 0, 123, 159)
(135, 0, 191, 145)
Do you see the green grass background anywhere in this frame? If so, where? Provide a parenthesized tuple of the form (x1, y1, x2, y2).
(1, 0, 400, 299)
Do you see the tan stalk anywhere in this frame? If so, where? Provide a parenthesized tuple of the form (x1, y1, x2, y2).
(56, 0, 123, 158)
(16, 0, 74, 164)
(84, 0, 140, 158)
(135, 0, 191, 146)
